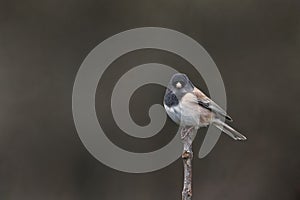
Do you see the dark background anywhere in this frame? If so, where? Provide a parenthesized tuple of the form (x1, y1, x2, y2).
(0, 0, 299, 199)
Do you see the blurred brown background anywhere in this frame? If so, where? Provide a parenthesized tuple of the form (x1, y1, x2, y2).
(0, 0, 299, 199)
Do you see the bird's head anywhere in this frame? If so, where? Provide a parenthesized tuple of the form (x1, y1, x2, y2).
(168, 73, 194, 98)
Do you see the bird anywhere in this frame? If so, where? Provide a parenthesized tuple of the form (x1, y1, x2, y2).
(163, 73, 247, 141)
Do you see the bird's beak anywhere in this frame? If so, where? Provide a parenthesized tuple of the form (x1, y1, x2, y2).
(176, 82, 182, 89)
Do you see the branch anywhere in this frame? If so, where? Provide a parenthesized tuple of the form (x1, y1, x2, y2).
(181, 127, 194, 200)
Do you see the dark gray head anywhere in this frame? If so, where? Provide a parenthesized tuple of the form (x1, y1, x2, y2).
(168, 73, 194, 99)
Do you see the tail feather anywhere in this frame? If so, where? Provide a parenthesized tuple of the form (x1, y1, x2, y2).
(212, 120, 247, 141)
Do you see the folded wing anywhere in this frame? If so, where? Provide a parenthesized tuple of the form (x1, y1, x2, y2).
(193, 87, 232, 121)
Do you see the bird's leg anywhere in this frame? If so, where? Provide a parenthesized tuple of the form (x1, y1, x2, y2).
(181, 126, 194, 139)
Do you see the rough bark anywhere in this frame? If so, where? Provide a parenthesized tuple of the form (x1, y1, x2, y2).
(181, 127, 194, 200)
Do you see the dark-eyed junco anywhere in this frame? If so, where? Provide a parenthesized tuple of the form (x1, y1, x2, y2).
(163, 73, 246, 140)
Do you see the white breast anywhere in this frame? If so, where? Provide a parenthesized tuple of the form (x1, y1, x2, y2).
(164, 93, 210, 128)
(179, 93, 202, 127)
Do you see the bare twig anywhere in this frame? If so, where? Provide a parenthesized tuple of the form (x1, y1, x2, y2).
(181, 127, 194, 200)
